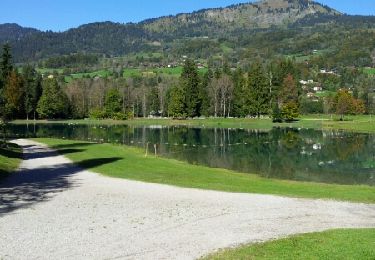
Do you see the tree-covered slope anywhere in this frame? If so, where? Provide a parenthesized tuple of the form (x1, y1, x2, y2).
(0, 0, 374, 66)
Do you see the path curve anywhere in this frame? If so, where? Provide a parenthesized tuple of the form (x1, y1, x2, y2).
(0, 139, 374, 259)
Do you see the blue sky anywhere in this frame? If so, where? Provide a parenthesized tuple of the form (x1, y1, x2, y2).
(1, 0, 374, 31)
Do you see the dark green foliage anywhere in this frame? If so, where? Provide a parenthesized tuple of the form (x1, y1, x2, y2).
(0, 44, 12, 82)
(167, 86, 185, 118)
(232, 68, 246, 117)
(272, 103, 283, 123)
(300, 98, 324, 114)
(148, 87, 160, 116)
(23, 65, 42, 120)
(104, 88, 123, 117)
(198, 69, 212, 117)
(37, 79, 70, 119)
(180, 59, 200, 118)
(43, 53, 99, 68)
(247, 62, 270, 117)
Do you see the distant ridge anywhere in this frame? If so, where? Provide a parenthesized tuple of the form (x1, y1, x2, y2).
(1, 0, 372, 63)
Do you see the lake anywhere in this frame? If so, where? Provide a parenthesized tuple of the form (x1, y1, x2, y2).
(8, 123, 375, 186)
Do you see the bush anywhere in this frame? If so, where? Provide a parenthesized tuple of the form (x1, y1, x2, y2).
(111, 112, 127, 120)
(272, 103, 283, 123)
(282, 101, 299, 122)
(89, 108, 106, 119)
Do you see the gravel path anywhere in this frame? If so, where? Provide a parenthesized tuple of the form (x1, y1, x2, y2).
(0, 139, 374, 260)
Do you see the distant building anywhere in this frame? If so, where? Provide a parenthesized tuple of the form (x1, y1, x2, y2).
(313, 86, 323, 92)
(307, 92, 315, 98)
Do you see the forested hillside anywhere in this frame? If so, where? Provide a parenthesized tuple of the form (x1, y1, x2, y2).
(0, 0, 374, 123)
(1, 0, 374, 69)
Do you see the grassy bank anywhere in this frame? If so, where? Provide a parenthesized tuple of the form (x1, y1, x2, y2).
(203, 228, 375, 260)
(35, 138, 375, 203)
(13, 115, 375, 133)
(0, 143, 22, 180)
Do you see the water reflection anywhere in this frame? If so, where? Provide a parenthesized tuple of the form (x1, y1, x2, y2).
(8, 123, 375, 186)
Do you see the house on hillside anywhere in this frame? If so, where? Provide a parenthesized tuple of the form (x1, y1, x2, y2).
(313, 86, 323, 92)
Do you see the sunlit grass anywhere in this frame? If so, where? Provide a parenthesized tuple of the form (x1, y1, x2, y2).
(203, 229, 375, 260)
(35, 138, 375, 203)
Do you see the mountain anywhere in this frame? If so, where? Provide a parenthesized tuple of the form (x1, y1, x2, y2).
(142, 0, 340, 36)
(0, 0, 374, 68)
(0, 23, 40, 42)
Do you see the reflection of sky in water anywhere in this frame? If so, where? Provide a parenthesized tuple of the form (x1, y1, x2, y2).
(9, 124, 375, 186)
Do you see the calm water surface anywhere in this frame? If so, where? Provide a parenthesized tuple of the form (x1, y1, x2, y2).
(8, 123, 375, 186)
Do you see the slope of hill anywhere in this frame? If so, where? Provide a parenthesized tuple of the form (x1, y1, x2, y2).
(0, 0, 374, 68)
(0, 23, 40, 42)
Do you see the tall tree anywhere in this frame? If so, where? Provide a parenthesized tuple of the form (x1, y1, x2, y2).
(23, 65, 42, 120)
(0, 44, 13, 85)
(4, 70, 24, 120)
(167, 86, 185, 118)
(104, 88, 122, 117)
(199, 69, 213, 116)
(180, 59, 200, 117)
(0, 44, 14, 146)
(37, 79, 70, 119)
(247, 62, 270, 118)
(279, 74, 299, 121)
(232, 68, 246, 117)
(148, 87, 160, 116)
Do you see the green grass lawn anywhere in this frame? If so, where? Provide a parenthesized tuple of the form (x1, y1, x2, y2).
(0, 143, 22, 180)
(203, 228, 375, 260)
(34, 138, 375, 203)
(14, 115, 375, 133)
(364, 67, 375, 75)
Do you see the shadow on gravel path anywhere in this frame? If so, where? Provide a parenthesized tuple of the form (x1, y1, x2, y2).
(0, 140, 120, 215)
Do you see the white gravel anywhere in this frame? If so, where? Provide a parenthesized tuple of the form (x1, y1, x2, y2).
(0, 139, 374, 260)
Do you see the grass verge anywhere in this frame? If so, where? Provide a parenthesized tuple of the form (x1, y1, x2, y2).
(203, 228, 375, 260)
(35, 138, 375, 203)
(0, 142, 22, 180)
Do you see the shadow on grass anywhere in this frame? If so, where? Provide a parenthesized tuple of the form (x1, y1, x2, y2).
(0, 144, 23, 180)
(0, 155, 121, 215)
(0, 144, 22, 160)
(49, 142, 96, 150)
(23, 148, 86, 160)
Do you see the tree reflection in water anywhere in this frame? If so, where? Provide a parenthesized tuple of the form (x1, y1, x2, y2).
(8, 123, 375, 186)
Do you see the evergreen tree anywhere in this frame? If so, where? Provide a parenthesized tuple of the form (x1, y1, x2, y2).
(0, 44, 13, 85)
(232, 68, 246, 117)
(180, 59, 200, 117)
(148, 87, 160, 116)
(168, 86, 185, 118)
(247, 62, 270, 118)
(37, 79, 70, 119)
(0, 44, 14, 146)
(198, 69, 213, 116)
(23, 65, 42, 120)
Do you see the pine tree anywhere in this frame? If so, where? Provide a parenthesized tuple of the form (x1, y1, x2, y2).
(232, 68, 246, 117)
(247, 62, 270, 118)
(148, 87, 160, 116)
(23, 65, 42, 120)
(0, 44, 13, 85)
(168, 86, 185, 118)
(198, 69, 212, 116)
(180, 59, 200, 118)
